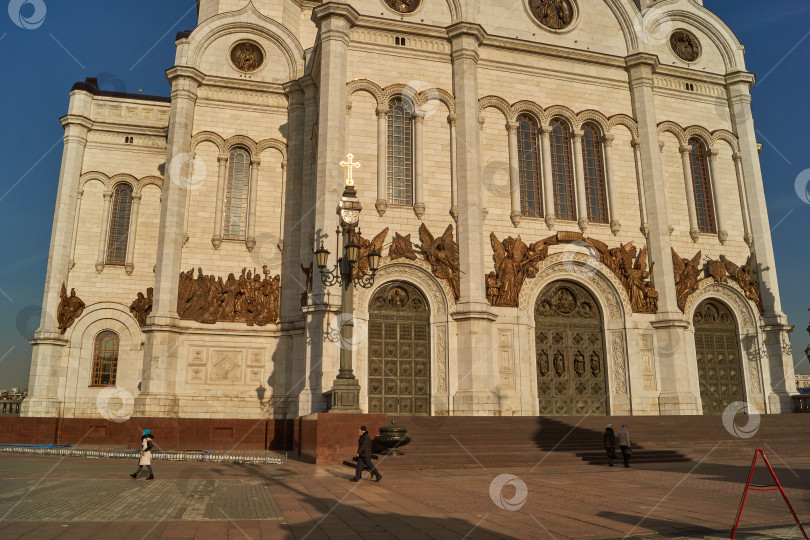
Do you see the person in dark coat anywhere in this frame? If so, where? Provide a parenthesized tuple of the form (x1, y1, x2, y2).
(130, 429, 155, 479)
(350, 425, 381, 483)
(618, 424, 631, 468)
(603, 424, 616, 466)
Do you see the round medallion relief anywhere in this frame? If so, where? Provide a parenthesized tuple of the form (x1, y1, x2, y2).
(529, 0, 575, 30)
(230, 41, 264, 73)
(384, 0, 421, 14)
(670, 30, 701, 62)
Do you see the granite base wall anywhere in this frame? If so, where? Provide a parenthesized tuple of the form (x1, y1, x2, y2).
(296, 413, 388, 465)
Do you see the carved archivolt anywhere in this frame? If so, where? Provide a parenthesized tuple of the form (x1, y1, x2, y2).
(683, 280, 757, 333)
(190, 131, 287, 161)
(519, 252, 630, 324)
(657, 121, 740, 154)
(347, 79, 456, 115)
(79, 172, 164, 196)
(478, 97, 639, 138)
(354, 260, 454, 318)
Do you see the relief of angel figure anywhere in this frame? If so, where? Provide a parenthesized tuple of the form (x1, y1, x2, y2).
(720, 255, 763, 313)
(672, 249, 704, 312)
(490, 233, 549, 307)
(354, 228, 388, 280)
(420, 224, 460, 301)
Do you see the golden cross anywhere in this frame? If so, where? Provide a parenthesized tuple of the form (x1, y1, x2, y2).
(340, 153, 360, 186)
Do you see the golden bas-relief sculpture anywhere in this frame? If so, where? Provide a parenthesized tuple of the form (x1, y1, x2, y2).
(354, 228, 388, 280)
(57, 283, 85, 333)
(672, 249, 763, 314)
(670, 31, 701, 62)
(230, 41, 264, 73)
(178, 267, 280, 326)
(419, 224, 461, 301)
(672, 249, 704, 312)
(384, 0, 421, 14)
(389, 232, 418, 261)
(585, 239, 658, 314)
(529, 0, 574, 30)
(489, 233, 552, 307)
(129, 288, 153, 327)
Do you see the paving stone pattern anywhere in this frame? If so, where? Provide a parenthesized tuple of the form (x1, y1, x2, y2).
(0, 478, 282, 522)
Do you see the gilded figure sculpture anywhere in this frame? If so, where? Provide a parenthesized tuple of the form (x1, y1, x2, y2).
(670, 31, 701, 62)
(719, 255, 763, 314)
(129, 288, 153, 327)
(177, 267, 280, 326)
(384, 0, 420, 13)
(419, 224, 461, 301)
(529, 0, 574, 30)
(354, 228, 388, 280)
(672, 249, 705, 312)
(57, 283, 85, 333)
(489, 233, 549, 307)
(389, 232, 418, 261)
(584, 239, 658, 314)
(231, 42, 263, 72)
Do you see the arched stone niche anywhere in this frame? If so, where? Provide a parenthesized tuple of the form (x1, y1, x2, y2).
(519, 252, 632, 411)
(352, 260, 453, 415)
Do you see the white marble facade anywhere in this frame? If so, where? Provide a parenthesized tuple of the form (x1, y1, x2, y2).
(24, 0, 798, 420)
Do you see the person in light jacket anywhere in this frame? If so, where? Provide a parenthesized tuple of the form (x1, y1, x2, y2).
(350, 425, 382, 483)
(130, 429, 155, 479)
(618, 424, 631, 468)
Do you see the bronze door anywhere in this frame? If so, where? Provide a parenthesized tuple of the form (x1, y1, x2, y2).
(693, 300, 744, 414)
(368, 282, 430, 416)
(535, 281, 607, 416)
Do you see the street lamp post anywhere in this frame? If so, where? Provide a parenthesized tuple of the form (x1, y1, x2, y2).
(315, 154, 381, 413)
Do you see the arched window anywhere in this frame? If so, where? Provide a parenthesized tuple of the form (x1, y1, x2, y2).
(582, 123, 608, 224)
(387, 97, 414, 206)
(106, 183, 133, 265)
(549, 118, 576, 221)
(688, 137, 716, 233)
(517, 114, 543, 218)
(91, 331, 119, 386)
(223, 147, 251, 240)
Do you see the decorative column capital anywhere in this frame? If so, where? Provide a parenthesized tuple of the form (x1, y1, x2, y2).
(448, 22, 487, 64)
(375, 199, 388, 216)
(679, 144, 692, 155)
(447, 113, 457, 126)
(77, 188, 84, 198)
(631, 137, 642, 148)
(732, 152, 743, 163)
(131, 193, 142, 202)
(414, 114, 425, 124)
(102, 191, 112, 200)
(625, 53, 659, 87)
(572, 130, 584, 141)
(510, 212, 522, 227)
(506, 121, 518, 134)
(689, 228, 700, 242)
(376, 105, 389, 118)
(217, 154, 229, 163)
(311, 2, 360, 27)
(708, 148, 720, 160)
(251, 158, 262, 167)
(602, 134, 615, 147)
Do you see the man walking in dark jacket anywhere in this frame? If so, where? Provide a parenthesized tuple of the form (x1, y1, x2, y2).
(351, 425, 382, 483)
(603, 424, 616, 467)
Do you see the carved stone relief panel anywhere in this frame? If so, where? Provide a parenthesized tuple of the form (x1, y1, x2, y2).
(435, 324, 448, 394)
(498, 329, 516, 391)
(611, 331, 628, 397)
(640, 333, 657, 391)
(209, 350, 244, 383)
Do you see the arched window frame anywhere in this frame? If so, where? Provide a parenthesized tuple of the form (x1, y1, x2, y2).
(223, 146, 252, 240)
(386, 96, 414, 206)
(105, 182, 134, 265)
(688, 137, 717, 234)
(549, 117, 576, 221)
(517, 113, 543, 218)
(90, 330, 119, 387)
(581, 122, 609, 224)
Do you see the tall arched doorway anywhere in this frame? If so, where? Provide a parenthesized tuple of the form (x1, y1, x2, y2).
(367, 282, 430, 416)
(535, 281, 608, 416)
(693, 299, 744, 414)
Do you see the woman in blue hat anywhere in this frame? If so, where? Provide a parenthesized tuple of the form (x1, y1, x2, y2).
(130, 429, 155, 479)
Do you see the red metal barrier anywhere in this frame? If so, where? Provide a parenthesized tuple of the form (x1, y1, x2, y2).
(731, 448, 807, 539)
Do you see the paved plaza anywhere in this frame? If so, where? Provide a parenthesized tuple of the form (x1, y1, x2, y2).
(0, 453, 807, 539)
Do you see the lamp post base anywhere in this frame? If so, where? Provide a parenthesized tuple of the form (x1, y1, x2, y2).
(327, 378, 362, 413)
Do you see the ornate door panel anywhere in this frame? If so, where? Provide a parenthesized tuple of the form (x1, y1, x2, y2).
(535, 282, 607, 416)
(694, 300, 744, 414)
(368, 283, 430, 416)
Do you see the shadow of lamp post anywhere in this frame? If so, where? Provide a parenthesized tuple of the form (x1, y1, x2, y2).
(315, 154, 381, 413)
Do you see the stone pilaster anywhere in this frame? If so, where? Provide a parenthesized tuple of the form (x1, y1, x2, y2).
(309, 3, 360, 408)
(506, 121, 521, 227)
(602, 135, 621, 235)
(726, 70, 795, 411)
(134, 64, 205, 418)
(23, 90, 94, 418)
(95, 190, 112, 273)
(626, 54, 699, 415)
(375, 105, 388, 216)
(540, 124, 556, 229)
(124, 193, 141, 275)
(413, 114, 425, 218)
(211, 154, 228, 249)
(448, 22, 498, 415)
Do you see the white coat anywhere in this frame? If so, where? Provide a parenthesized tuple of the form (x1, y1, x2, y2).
(139, 435, 153, 466)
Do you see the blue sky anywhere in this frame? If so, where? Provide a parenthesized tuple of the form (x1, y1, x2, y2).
(0, 1, 808, 390)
